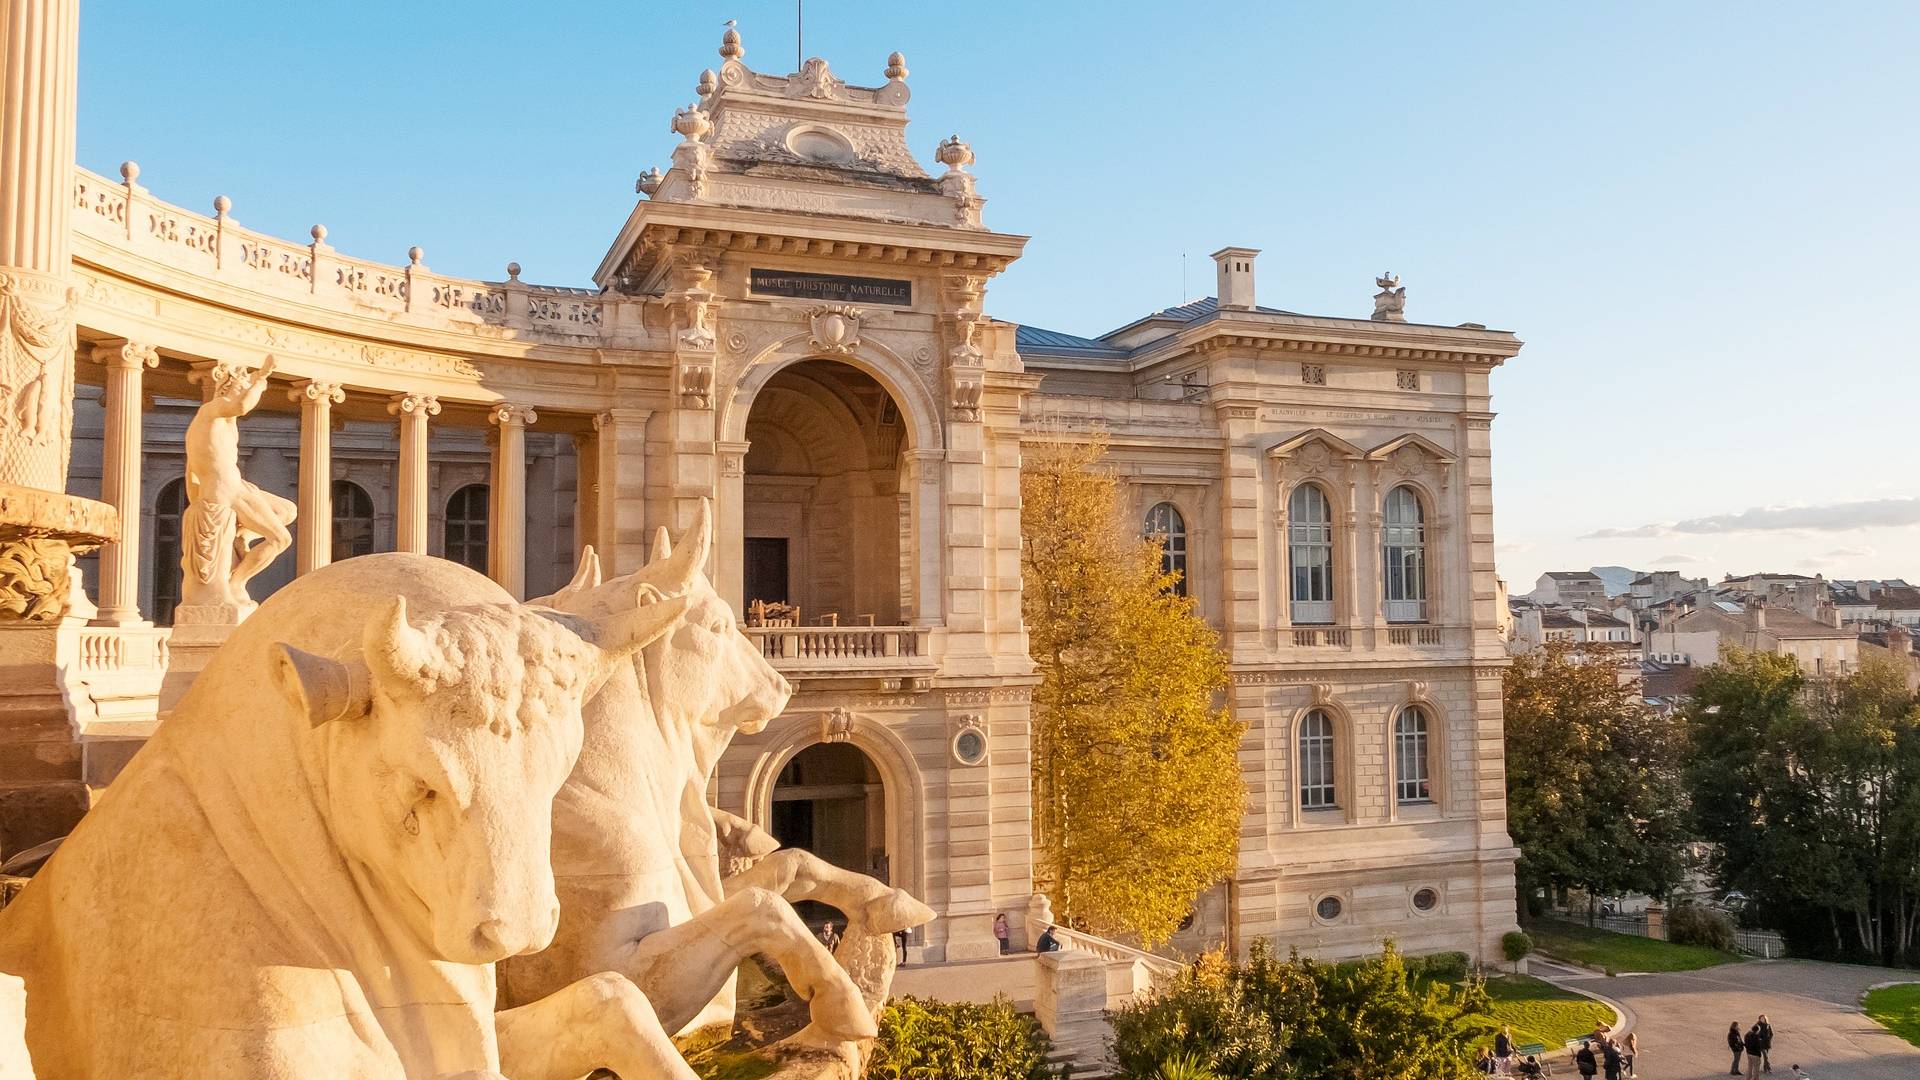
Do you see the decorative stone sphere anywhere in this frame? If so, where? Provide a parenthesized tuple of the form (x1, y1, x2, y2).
(310, 224, 327, 243)
(212, 194, 231, 215)
(408, 246, 424, 265)
(935, 134, 974, 171)
(506, 261, 522, 281)
(119, 160, 139, 183)
(885, 52, 908, 80)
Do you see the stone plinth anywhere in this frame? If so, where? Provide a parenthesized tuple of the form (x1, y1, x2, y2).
(1034, 950, 1112, 1071)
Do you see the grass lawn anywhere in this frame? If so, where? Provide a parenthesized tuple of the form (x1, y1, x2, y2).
(1472, 974, 1616, 1053)
(1526, 918, 1740, 973)
(1864, 983, 1920, 1048)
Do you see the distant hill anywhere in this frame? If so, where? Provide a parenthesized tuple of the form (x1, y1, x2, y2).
(1590, 566, 1644, 597)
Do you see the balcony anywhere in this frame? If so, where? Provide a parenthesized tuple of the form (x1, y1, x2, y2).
(744, 625, 938, 680)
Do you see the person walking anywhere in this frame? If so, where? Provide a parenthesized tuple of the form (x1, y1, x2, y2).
(1744, 1024, 1764, 1080)
(993, 912, 1010, 955)
(1624, 1031, 1639, 1078)
(1756, 1014, 1773, 1072)
(1575, 1039, 1598, 1080)
(1729, 1021, 1746, 1075)
(1494, 1024, 1514, 1071)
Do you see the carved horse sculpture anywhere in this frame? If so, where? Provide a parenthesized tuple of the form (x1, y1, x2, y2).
(497, 501, 934, 1062)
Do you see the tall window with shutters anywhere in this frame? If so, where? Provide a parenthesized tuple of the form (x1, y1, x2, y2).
(1144, 501, 1188, 597)
(443, 484, 490, 573)
(1382, 485, 1428, 623)
(1288, 483, 1335, 623)
(1298, 709, 1337, 810)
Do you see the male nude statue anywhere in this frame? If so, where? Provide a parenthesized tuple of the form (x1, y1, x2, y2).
(183, 357, 295, 605)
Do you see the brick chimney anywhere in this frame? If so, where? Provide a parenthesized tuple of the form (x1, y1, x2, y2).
(1211, 246, 1260, 310)
(1748, 599, 1768, 631)
(1889, 625, 1912, 657)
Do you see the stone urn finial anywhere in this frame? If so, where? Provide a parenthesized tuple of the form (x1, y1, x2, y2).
(1372, 271, 1407, 322)
(636, 167, 665, 196)
(719, 20, 744, 60)
(697, 67, 718, 97)
(672, 104, 713, 144)
(885, 51, 908, 81)
(935, 134, 974, 174)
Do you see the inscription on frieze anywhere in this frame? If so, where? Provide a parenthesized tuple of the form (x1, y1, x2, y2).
(749, 268, 911, 306)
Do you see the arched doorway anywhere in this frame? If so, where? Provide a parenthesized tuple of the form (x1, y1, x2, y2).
(741, 359, 911, 627)
(771, 741, 889, 928)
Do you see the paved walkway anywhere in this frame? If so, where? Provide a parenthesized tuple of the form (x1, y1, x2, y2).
(1538, 959, 1920, 1079)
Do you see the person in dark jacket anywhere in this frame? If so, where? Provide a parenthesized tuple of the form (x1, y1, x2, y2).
(1756, 1014, 1774, 1071)
(1035, 925, 1061, 953)
(1494, 1025, 1514, 1067)
(1602, 1037, 1624, 1080)
(1575, 1040, 1599, 1079)
(1729, 1021, 1745, 1075)
(1743, 1025, 1764, 1079)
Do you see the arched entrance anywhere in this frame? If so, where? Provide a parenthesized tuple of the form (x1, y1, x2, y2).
(740, 359, 912, 626)
(771, 741, 890, 929)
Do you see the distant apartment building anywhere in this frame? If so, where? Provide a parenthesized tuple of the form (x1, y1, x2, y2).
(1626, 570, 1708, 611)
(1529, 570, 1608, 607)
(1646, 597, 1858, 676)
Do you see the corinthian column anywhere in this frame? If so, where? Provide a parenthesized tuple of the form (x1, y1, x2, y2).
(488, 404, 535, 598)
(387, 393, 440, 554)
(88, 340, 157, 624)
(290, 380, 344, 573)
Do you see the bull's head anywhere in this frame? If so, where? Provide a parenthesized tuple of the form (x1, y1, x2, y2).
(540, 500, 793, 765)
(271, 585, 687, 965)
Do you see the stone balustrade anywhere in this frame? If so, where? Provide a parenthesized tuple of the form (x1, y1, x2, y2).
(744, 624, 934, 674)
(60, 622, 170, 740)
(72, 166, 603, 341)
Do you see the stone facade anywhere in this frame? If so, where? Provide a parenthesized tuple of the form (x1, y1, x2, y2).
(28, 25, 1524, 965)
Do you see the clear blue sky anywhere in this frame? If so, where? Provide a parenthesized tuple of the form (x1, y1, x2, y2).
(77, 2, 1920, 589)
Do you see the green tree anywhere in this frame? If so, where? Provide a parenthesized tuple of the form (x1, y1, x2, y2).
(1683, 650, 1920, 962)
(1502, 643, 1691, 914)
(1021, 435, 1245, 945)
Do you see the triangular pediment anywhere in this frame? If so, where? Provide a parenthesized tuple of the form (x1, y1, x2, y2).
(1266, 428, 1366, 461)
(1366, 433, 1456, 466)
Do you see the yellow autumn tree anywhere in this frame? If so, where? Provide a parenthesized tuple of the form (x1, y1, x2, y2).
(1021, 434, 1245, 946)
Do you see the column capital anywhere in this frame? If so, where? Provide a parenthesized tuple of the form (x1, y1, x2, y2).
(593, 407, 652, 432)
(288, 379, 346, 405)
(489, 403, 538, 427)
(387, 392, 442, 417)
(85, 339, 158, 370)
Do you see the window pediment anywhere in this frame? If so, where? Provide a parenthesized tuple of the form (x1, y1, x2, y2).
(1267, 429, 1364, 478)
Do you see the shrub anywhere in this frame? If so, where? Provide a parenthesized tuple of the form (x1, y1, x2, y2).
(1501, 931, 1534, 967)
(1404, 951, 1471, 984)
(1153, 1054, 1224, 1080)
(1666, 902, 1737, 952)
(1109, 950, 1288, 1080)
(869, 995, 1058, 1080)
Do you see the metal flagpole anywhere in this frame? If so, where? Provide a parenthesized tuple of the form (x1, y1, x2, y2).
(797, 0, 804, 69)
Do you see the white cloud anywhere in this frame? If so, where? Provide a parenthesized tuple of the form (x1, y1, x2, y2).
(1583, 497, 1920, 540)
(1816, 545, 1875, 559)
(1652, 553, 1705, 565)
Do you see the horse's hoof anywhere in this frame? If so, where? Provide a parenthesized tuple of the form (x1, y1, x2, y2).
(863, 889, 936, 933)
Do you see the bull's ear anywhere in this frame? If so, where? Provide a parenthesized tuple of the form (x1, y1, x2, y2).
(529, 545, 602, 608)
(587, 592, 689, 663)
(273, 644, 372, 727)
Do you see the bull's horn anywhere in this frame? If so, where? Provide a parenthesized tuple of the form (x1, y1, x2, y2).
(273, 644, 371, 726)
(365, 596, 438, 694)
(654, 499, 711, 593)
(649, 527, 671, 564)
(530, 545, 602, 607)
(587, 587, 689, 663)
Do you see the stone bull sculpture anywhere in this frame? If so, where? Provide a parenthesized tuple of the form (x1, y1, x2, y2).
(0, 554, 701, 1080)
(498, 500, 934, 1059)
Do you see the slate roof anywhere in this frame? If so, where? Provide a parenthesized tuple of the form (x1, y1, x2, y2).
(1875, 587, 1920, 611)
(1012, 324, 1128, 358)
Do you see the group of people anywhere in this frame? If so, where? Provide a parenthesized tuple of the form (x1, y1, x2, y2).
(1728, 1015, 1774, 1077)
(1571, 1028, 1636, 1080)
(813, 920, 915, 965)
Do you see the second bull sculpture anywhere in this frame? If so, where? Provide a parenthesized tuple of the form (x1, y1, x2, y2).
(500, 499, 935, 1065)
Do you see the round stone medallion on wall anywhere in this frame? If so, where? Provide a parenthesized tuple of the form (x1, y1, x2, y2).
(950, 724, 988, 766)
(1411, 886, 1442, 915)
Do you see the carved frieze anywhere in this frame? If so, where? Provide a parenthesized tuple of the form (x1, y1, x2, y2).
(0, 269, 80, 490)
(0, 538, 71, 622)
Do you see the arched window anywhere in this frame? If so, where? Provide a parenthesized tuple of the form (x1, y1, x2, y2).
(1288, 484, 1335, 624)
(444, 484, 489, 573)
(1382, 485, 1427, 623)
(151, 478, 187, 624)
(1145, 501, 1188, 597)
(1394, 706, 1432, 804)
(331, 480, 376, 561)
(1298, 709, 1337, 809)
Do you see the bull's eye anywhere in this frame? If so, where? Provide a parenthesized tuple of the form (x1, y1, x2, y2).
(402, 809, 420, 837)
